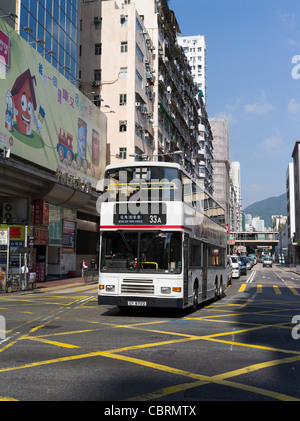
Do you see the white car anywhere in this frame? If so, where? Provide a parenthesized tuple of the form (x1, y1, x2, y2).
(263, 256, 272, 268)
(230, 255, 240, 279)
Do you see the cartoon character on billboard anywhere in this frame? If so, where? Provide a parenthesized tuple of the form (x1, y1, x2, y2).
(6, 68, 45, 136)
(5, 91, 14, 132)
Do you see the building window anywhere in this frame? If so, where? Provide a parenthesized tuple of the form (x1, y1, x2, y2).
(121, 41, 128, 53)
(93, 95, 101, 107)
(119, 147, 127, 159)
(120, 67, 128, 78)
(95, 43, 102, 55)
(120, 94, 127, 106)
(94, 69, 101, 81)
(136, 43, 144, 62)
(120, 15, 128, 27)
(94, 17, 102, 30)
(119, 121, 127, 132)
(135, 70, 143, 87)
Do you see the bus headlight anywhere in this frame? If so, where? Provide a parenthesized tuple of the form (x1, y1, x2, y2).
(161, 287, 171, 294)
(106, 285, 115, 292)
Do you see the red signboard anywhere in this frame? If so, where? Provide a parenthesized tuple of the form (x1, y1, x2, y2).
(34, 227, 49, 245)
(0, 28, 9, 67)
(34, 200, 49, 226)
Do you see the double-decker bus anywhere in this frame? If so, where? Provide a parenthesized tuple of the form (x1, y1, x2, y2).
(97, 162, 227, 311)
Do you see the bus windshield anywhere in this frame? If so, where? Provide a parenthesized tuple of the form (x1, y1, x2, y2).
(101, 231, 182, 274)
(104, 166, 181, 201)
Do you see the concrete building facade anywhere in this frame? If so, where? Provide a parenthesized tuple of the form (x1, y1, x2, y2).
(286, 163, 296, 266)
(292, 140, 300, 267)
(80, 0, 202, 179)
(177, 34, 206, 104)
(209, 118, 231, 224)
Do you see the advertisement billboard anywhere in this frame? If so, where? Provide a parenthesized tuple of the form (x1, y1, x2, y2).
(0, 19, 106, 187)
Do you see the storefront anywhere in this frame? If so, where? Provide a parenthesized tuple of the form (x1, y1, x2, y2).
(0, 17, 106, 286)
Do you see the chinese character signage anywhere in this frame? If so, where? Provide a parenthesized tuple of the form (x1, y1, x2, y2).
(0, 229, 8, 245)
(0, 28, 9, 67)
(0, 224, 25, 246)
(0, 19, 106, 187)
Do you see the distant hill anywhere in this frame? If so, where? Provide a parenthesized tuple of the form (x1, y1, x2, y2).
(243, 193, 287, 228)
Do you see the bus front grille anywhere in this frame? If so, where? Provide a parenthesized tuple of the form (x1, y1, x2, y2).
(121, 279, 154, 295)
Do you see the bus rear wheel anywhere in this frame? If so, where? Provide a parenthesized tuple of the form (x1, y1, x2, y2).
(192, 283, 199, 312)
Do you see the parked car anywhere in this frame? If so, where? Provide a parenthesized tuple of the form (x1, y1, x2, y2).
(263, 256, 273, 267)
(246, 257, 253, 270)
(248, 255, 256, 265)
(230, 255, 240, 279)
(239, 256, 247, 275)
(226, 256, 233, 285)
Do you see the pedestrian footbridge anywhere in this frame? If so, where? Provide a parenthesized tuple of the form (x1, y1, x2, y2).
(229, 232, 278, 253)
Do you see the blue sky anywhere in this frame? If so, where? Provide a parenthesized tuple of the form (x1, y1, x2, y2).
(170, 0, 300, 208)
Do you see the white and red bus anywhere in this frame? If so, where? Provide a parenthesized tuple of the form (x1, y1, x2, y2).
(97, 162, 227, 311)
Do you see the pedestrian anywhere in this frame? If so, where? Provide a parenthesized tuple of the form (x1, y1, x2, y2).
(81, 259, 88, 277)
(90, 258, 97, 270)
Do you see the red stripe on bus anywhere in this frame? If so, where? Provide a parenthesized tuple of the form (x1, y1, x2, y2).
(100, 225, 193, 231)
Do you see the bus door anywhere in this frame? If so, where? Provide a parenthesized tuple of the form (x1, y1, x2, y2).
(202, 242, 208, 299)
(183, 234, 189, 306)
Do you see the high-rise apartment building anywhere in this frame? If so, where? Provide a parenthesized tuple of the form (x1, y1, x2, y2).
(230, 161, 242, 232)
(210, 118, 231, 224)
(292, 140, 300, 266)
(286, 163, 296, 265)
(178, 35, 213, 193)
(177, 35, 206, 104)
(1, 0, 80, 84)
(80, 0, 202, 179)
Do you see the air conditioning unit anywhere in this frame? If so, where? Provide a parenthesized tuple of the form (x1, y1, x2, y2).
(135, 102, 141, 107)
(3, 203, 17, 222)
(92, 80, 100, 86)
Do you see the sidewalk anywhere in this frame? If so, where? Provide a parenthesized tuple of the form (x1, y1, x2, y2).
(34, 276, 86, 292)
(1, 276, 96, 295)
(275, 264, 300, 277)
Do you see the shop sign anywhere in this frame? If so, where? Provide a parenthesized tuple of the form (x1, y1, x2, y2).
(62, 220, 76, 253)
(34, 227, 49, 245)
(34, 199, 49, 226)
(0, 229, 8, 245)
(0, 224, 25, 244)
(0, 28, 9, 67)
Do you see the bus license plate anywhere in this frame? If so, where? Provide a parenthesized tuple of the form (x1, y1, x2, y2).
(128, 301, 147, 306)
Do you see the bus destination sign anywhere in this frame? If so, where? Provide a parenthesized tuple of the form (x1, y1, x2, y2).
(114, 203, 166, 225)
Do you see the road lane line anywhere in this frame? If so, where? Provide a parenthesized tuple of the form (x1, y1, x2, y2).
(246, 270, 256, 283)
(257, 284, 263, 293)
(238, 284, 247, 293)
(273, 285, 281, 295)
(289, 286, 300, 296)
(25, 336, 80, 349)
(273, 270, 289, 286)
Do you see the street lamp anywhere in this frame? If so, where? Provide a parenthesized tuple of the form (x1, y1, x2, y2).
(29, 39, 45, 46)
(0, 12, 18, 20)
(45, 50, 56, 57)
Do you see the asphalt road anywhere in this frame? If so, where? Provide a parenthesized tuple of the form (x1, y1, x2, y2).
(0, 263, 300, 404)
